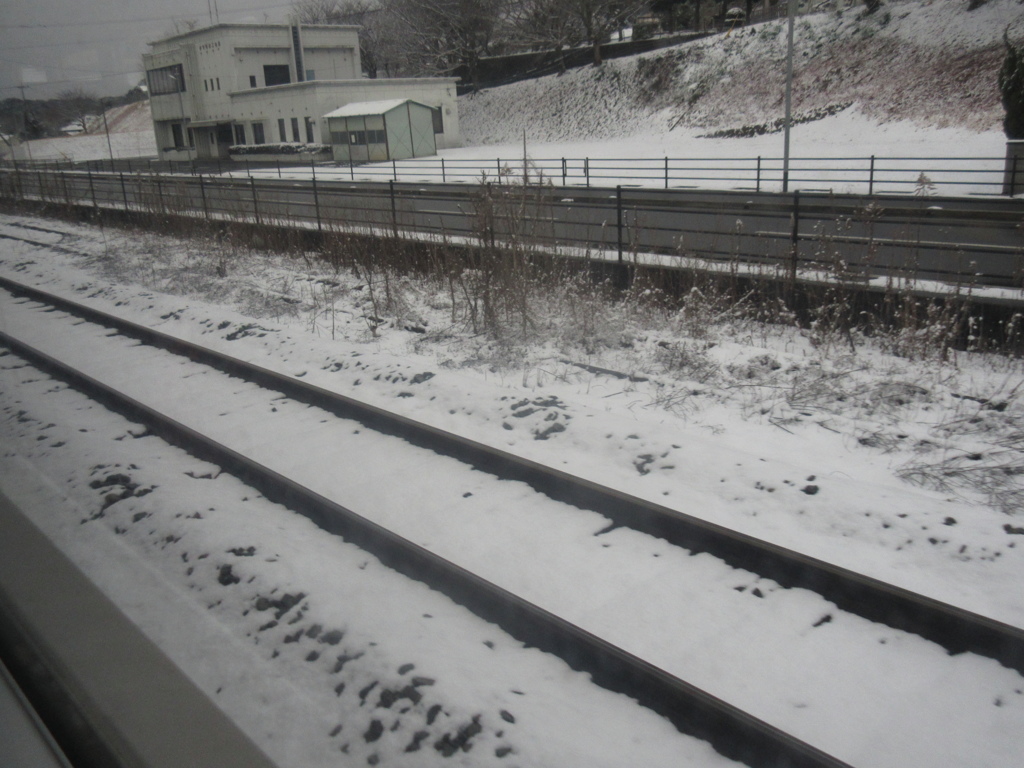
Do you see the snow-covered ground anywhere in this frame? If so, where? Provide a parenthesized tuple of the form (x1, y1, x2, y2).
(1, 209, 1023, 766)
(2, 2, 1024, 764)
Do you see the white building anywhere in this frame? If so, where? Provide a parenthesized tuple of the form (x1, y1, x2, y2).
(142, 23, 460, 161)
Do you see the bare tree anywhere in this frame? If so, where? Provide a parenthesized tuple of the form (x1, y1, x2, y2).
(57, 87, 100, 134)
(389, 0, 507, 84)
(508, 0, 585, 71)
(292, 0, 406, 77)
(564, 0, 647, 65)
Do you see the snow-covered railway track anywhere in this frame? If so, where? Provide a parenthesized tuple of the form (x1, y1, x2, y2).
(2, 274, 1023, 676)
(2, 277, 1024, 767)
(0, 297, 846, 768)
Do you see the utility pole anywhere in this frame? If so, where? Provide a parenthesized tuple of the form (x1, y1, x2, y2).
(101, 100, 115, 171)
(782, 0, 796, 192)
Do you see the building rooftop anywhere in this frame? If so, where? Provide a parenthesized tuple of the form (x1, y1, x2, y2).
(323, 99, 429, 118)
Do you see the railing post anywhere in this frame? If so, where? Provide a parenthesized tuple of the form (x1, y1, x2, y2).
(756, 156, 762, 193)
(616, 185, 624, 263)
(1011, 154, 1018, 197)
(277, 160, 282, 179)
(496, 158, 501, 183)
(250, 176, 260, 225)
(868, 155, 876, 196)
(441, 158, 446, 183)
(88, 167, 97, 210)
(312, 162, 322, 232)
(561, 158, 567, 187)
(664, 157, 669, 189)
(119, 172, 129, 211)
(392, 158, 398, 182)
(198, 174, 209, 221)
(585, 158, 590, 188)
(790, 190, 800, 283)
(389, 179, 398, 237)
(155, 173, 164, 214)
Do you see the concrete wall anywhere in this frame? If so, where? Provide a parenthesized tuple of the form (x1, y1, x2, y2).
(230, 79, 461, 150)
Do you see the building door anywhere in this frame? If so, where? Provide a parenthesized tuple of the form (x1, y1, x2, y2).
(213, 124, 233, 159)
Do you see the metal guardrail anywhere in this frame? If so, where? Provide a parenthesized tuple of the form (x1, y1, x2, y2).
(2, 154, 1011, 196)
(1, 167, 1022, 290)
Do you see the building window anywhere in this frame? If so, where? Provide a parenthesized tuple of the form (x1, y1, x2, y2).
(291, 117, 300, 142)
(264, 64, 290, 87)
(431, 107, 444, 134)
(305, 69, 315, 81)
(233, 124, 246, 145)
(349, 131, 366, 146)
(216, 77, 220, 90)
(368, 129, 386, 145)
(249, 75, 257, 88)
(305, 117, 314, 143)
(171, 123, 184, 149)
(252, 122, 265, 144)
(204, 80, 209, 92)
(278, 118, 287, 142)
(147, 64, 185, 95)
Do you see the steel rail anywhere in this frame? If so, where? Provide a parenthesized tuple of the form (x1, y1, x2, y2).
(0, 328, 851, 768)
(3, 274, 1024, 678)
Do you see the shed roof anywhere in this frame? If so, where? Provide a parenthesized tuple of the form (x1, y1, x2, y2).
(323, 98, 430, 119)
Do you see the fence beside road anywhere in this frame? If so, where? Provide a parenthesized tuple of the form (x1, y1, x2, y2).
(5, 154, 1011, 198)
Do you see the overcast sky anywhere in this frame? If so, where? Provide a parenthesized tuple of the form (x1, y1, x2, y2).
(0, 0, 301, 100)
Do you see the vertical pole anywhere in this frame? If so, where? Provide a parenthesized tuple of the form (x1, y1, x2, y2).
(155, 174, 164, 215)
(781, 0, 796, 193)
(389, 179, 398, 237)
(868, 155, 876, 196)
(349, 161, 355, 181)
(664, 157, 669, 189)
(616, 185, 624, 264)
(88, 168, 97, 210)
(250, 176, 260, 225)
(562, 158, 566, 187)
(442, 158, 446, 183)
(496, 158, 501, 183)
(119, 172, 129, 211)
(756, 156, 762, 193)
(585, 158, 590, 188)
(199, 174, 209, 221)
(277, 160, 282, 179)
(37, 171, 45, 203)
(392, 158, 398, 182)
(312, 161, 322, 232)
(1011, 154, 1018, 197)
(790, 190, 800, 283)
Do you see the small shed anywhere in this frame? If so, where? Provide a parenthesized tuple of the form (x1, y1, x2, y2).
(324, 99, 437, 164)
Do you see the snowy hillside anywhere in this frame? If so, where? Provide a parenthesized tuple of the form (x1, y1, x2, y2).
(460, 0, 1024, 146)
(17, 100, 156, 162)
